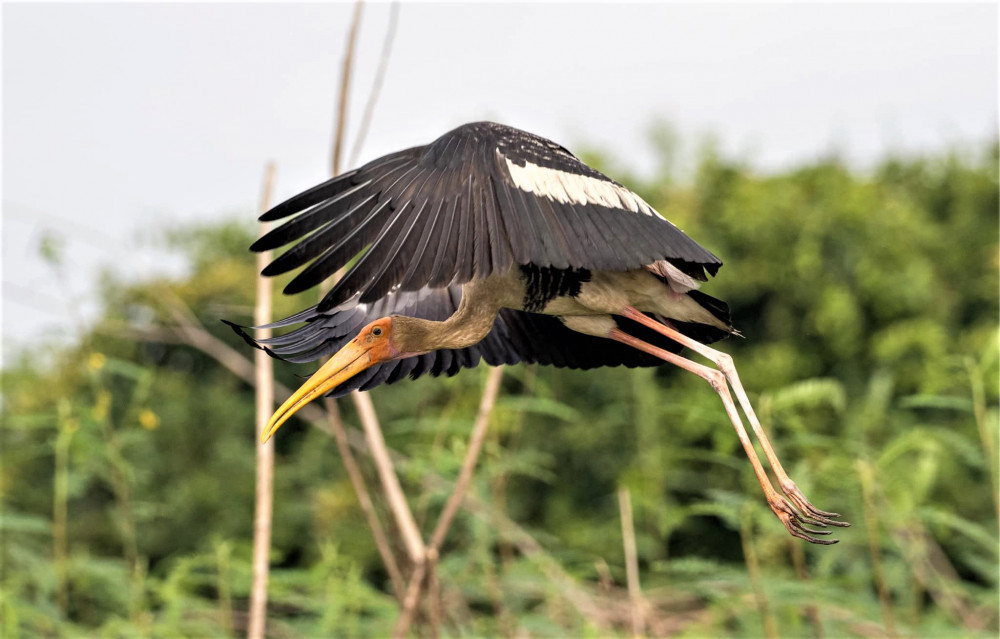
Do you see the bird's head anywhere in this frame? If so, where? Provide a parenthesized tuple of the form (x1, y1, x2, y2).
(261, 317, 400, 443)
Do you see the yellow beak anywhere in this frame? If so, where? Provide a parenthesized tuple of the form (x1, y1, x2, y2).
(261, 339, 375, 444)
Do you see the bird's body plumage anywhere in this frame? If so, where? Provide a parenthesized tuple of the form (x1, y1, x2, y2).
(231, 121, 849, 543)
(231, 265, 731, 397)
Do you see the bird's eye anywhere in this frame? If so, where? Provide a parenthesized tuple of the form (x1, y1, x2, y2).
(372, 327, 383, 337)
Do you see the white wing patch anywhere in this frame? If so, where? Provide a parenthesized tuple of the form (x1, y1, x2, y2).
(502, 153, 661, 218)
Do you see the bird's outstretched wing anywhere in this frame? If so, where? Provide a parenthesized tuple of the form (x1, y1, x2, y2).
(224, 285, 727, 399)
(252, 122, 722, 311)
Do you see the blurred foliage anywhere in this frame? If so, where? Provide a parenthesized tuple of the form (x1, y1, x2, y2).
(2, 134, 998, 637)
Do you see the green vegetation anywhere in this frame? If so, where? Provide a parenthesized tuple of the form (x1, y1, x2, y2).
(2, 136, 997, 637)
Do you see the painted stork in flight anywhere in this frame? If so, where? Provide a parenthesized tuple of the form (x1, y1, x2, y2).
(229, 121, 849, 544)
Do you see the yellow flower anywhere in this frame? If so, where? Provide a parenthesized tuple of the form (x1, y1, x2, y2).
(88, 352, 106, 372)
(139, 409, 160, 431)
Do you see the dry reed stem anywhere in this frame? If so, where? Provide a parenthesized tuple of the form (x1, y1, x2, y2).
(966, 357, 999, 529)
(394, 366, 506, 638)
(349, 2, 400, 168)
(429, 366, 505, 552)
(856, 460, 898, 638)
(789, 537, 824, 639)
(887, 514, 988, 629)
(618, 487, 645, 637)
(740, 505, 777, 639)
(248, 162, 276, 639)
(427, 565, 442, 639)
(323, 395, 407, 600)
(53, 400, 73, 615)
(395, 560, 431, 638)
(332, 0, 364, 176)
(216, 540, 234, 635)
(351, 390, 426, 563)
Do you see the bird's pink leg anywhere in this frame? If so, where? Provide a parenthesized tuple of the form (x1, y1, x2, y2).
(607, 328, 837, 545)
(621, 307, 848, 529)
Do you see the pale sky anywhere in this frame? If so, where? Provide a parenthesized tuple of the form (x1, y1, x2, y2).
(3, 3, 997, 355)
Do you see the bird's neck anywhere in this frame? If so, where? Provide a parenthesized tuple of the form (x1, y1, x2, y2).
(391, 284, 504, 354)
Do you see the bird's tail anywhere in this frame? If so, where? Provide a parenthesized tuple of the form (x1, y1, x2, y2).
(654, 290, 739, 346)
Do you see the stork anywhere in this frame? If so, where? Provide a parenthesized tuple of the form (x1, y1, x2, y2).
(228, 121, 849, 544)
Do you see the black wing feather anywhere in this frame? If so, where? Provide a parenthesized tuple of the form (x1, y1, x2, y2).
(255, 122, 723, 309)
(480, 175, 514, 274)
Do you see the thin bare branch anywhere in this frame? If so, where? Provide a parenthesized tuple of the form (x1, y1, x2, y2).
(249, 162, 276, 639)
(349, 2, 400, 167)
(857, 460, 898, 638)
(618, 487, 645, 638)
(352, 390, 426, 564)
(965, 357, 999, 529)
(53, 403, 73, 615)
(324, 396, 407, 600)
(429, 366, 505, 552)
(740, 504, 778, 639)
(789, 538, 824, 639)
(395, 560, 429, 639)
(332, 0, 364, 176)
(395, 366, 505, 637)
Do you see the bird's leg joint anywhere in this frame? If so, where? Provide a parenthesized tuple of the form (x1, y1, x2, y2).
(713, 351, 735, 375)
(705, 369, 727, 393)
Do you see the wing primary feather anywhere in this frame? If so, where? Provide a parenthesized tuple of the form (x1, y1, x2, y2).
(481, 174, 513, 273)
(454, 176, 475, 283)
(510, 188, 569, 268)
(510, 183, 558, 266)
(263, 160, 419, 279)
(441, 134, 475, 284)
(259, 169, 361, 222)
(361, 198, 429, 302)
(494, 179, 538, 265)
(316, 164, 428, 308)
(488, 163, 529, 265)
(427, 196, 460, 287)
(358, 165, 441, 299)
(399, 198, 444, 289)
(290, 163, 425, 301)
(254, 180, 374, 252)
(470, 175, 493, 277)
(320, 200, 412, 310)
(425, 147, 468, 287)
(260, 192, 379, 274)
(281, 198, 394, 294)
(448, 191, 470, 283)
